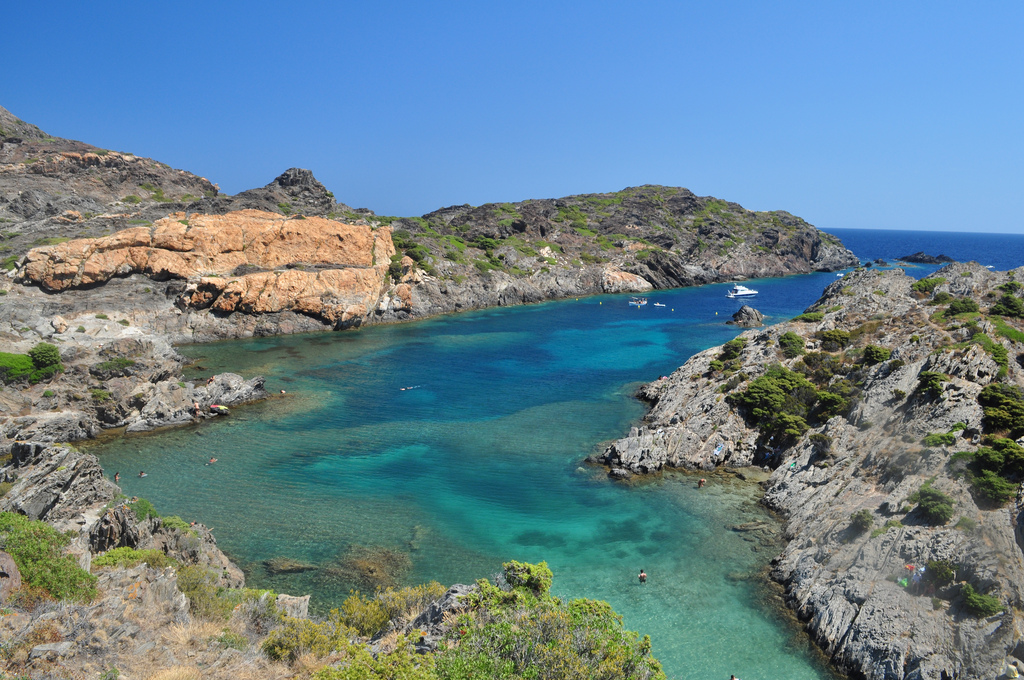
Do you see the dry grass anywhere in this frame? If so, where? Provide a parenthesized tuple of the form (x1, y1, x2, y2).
(146, 667, 202, 680)
(292, 651, 330, 675)
(161, 620, 223, 647)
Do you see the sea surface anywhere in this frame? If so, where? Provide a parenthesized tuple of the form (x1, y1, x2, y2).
(88, 228, 1024, 680)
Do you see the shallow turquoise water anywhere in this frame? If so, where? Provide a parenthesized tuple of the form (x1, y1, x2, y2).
(89, 274, 846, 680)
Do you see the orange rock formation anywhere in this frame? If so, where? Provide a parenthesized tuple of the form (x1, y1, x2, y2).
(20, 210, 396, 325)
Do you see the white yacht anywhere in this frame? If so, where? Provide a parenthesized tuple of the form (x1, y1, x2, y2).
(725, 284, 758, 298)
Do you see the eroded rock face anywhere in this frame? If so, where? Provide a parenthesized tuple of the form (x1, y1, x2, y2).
(0, 442, 118, 526)
(18, 210, 395, 326)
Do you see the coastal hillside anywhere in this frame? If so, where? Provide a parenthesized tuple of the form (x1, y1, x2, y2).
(596, 262, 1024, 679)
(2, 104, 856, 334)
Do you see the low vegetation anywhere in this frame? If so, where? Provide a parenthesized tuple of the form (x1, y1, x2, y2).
(0, 342, 63, 384)
(0, 511, 98, 602)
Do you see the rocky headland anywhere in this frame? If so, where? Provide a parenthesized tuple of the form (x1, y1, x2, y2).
(595, 262, 1024, 679)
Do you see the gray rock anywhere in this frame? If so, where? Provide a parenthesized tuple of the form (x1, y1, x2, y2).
(29, 641, 73, 660)
(0, 550, 22, 603)
(727, 305, 764, 327)
(275, 593, 310, 619)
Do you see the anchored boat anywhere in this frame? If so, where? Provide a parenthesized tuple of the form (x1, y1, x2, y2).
(725, 284, 758, 298)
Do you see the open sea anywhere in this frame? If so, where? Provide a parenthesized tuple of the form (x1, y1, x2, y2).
(87, 228, 1024, 679)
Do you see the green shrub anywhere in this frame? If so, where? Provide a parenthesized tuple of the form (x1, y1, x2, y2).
(932, 291, 953, 304)
(727, 364, 817, 442)
(708, 360, 724, 372)
(130, 497, 159, 520)
(93, 547, 177, 570)
(916, 371, 947, 399)
(76, 326, 86, 333)
(817, 329, 850, 351)
(912, 277, 947, 294)
(961, 583, 1003, 617)
(863, 345, 892, 365)
(214, 629, 249, 651)
(972, 470, 1017, 503)
(925, 560, 955, 587)
(850, 509, 873, 533)
(791, 312, 824, 322)
(160, 515, 196, 536)
(0, 352, 35, 384)
(922, 432, 956, 447)
(338, 582, 446, 637)
(809, 433, 832, 454)
(0, 512, 98, 602)
(262, 612, 356, 661)
(979, 383, 1024, 437)
(90, 388, 113, 402)
(28, 343, 60, 368)
(718, 337, 747, 362)
(440, 562, 665, 680)
(95, 313, 109, 320)
(93, 357, 136, 373)
(910, 484, 954, 525)
(778, 332, 806, 358)
(311, 634, 432, 679)
(991, 294, 1024, 318)
(947, 297, 979, 315)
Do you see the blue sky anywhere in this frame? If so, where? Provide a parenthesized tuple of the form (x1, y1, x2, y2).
(4, 1, 1022, 232)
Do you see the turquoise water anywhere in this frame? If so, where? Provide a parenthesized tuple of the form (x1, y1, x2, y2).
(90, 273, 843, 680)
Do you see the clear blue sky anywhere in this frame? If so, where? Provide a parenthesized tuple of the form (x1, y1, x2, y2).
(5, 1, 1022, 232)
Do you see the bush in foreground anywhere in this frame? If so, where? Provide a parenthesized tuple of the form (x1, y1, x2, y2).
(0, 511, 97, 602)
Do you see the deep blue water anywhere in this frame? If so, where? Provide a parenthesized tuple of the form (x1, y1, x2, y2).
(87, 229, 1024, 679)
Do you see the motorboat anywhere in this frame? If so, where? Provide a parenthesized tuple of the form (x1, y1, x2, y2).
(725, 284, 758, 298)
(629, 297, 648, 306)
(653, 303, 666, 307)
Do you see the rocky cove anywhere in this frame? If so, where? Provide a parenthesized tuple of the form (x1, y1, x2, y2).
(2, 103, 1016, 679)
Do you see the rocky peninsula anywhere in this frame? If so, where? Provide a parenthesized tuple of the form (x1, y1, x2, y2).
(596, 262, 1024, 679)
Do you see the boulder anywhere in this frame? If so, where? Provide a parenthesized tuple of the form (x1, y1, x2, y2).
(727, 305, 764, 327)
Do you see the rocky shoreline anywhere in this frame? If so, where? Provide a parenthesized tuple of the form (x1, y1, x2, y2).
(594, 262, 1024, 680)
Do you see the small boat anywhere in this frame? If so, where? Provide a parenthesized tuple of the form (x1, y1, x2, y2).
(653, 303, 666, 307)
(837, 272, 845, 277)
(629, 297, 648, 306)
(725, 284, 758, 298)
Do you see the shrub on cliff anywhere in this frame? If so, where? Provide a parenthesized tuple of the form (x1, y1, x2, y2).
(92, 546, 177, 570)
(915, 371, 948, 400)
(339, 581, 446, 637)
(850, 509, 873, 533)
(0, 511, 98, 602)
(961, 583, 1003, 617)
(28, 342, 60, 369)
(990, 294, 1024, 318)
(978, 383, 1024, 437)
(863, 344, 892, 365)
(778, 331, 806, 358)
(817, 329, 850, 352)
(910, 484, 954, 525)
(911, 277, 947, 294)
(727, 364, 816, 442)
(947, 297, 980, 315)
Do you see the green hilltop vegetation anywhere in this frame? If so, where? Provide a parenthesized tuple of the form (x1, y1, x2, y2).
(336, 185, 843, 284)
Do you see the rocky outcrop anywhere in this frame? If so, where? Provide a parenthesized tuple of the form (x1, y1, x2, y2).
(595, 262, 1024, 680)
(18, 210, 395, 328)
(898, 252, 956, 264)
(727, 304, 764, 327)
(0, 442, 118, 529)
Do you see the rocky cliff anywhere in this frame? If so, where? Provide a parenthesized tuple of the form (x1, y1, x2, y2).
(595, 262, 1024, 679)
